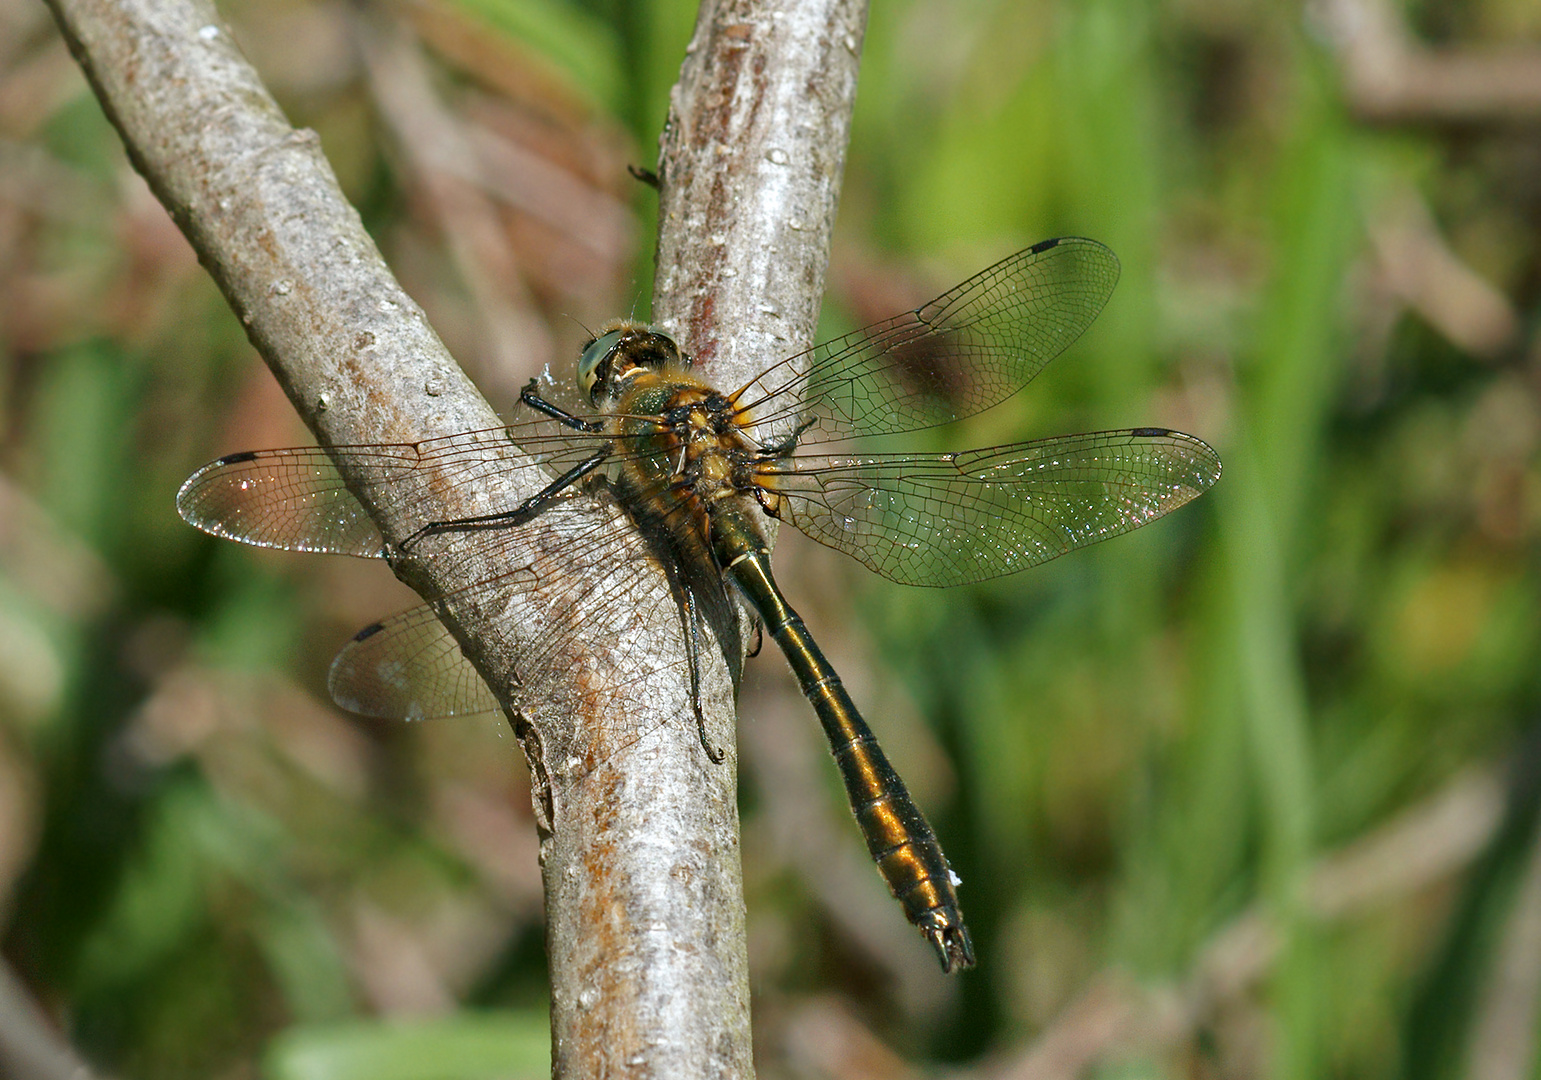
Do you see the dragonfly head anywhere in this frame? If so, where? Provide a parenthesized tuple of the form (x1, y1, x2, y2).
(577, 320, 683, 406)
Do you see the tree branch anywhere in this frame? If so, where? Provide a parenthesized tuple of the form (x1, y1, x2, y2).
(539, 0, 868, 1071)
(654, 0, 865, 397)
(46, 0, 866, 1074)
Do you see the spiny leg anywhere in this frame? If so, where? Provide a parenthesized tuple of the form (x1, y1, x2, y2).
(754, 415, 815, 459)
(400, 446, 612, 551)
(520, 379, 604, 432)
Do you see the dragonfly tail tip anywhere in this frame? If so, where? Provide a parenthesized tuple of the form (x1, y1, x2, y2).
(927, 921, 976, 974)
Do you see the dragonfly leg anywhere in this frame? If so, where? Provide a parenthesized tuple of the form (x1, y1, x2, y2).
(627, 163, 661, 189)
(520, 380, 604, 432)
(755, 416, 815, 459)
(401, 444, 612, 550)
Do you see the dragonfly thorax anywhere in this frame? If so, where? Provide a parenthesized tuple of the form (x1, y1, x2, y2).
(610, 372, 767, 515)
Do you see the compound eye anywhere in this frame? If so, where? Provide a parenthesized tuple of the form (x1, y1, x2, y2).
(577, 329, 625, 400)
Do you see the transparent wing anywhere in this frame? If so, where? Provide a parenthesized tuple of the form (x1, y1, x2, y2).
(177, 418, 734, 726)
(176, 446, 392, 556)
(176, 421, 643, 556)
(329, 605, 501, 718)
(764, 429, 1221, 587)
(732, 238, 1120, 444)
(176, 240, 1117, 554)
(176, 239, 1207, 724)
(325, 485, 741, 724)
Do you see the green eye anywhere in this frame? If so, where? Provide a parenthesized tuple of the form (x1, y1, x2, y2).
(577, 330, 625, 399)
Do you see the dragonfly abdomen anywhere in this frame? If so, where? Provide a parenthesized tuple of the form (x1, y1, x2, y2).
(715, 519, 975, 972)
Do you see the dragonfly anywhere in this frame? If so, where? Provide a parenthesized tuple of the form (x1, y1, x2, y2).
(178, 237, 1221, 973)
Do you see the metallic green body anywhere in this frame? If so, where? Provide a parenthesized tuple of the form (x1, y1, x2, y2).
(604, 351, 973, 972)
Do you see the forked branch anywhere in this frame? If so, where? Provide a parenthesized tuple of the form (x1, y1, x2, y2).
(44, 0, 866, 1075)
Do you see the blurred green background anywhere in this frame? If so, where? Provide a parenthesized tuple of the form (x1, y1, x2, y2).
(3, 0, 1540, 1077)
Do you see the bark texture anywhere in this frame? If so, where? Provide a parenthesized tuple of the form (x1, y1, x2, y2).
(546, 0, 868, 1073)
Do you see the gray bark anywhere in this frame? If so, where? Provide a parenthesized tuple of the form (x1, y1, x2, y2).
(45, 0, 865, 1075)
(654, 0, 866, 399)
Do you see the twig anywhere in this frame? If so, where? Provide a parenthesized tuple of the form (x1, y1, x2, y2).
(1365, 183, 1518, 359)
(44, 0, 641, 1054)
(43, 0, 863, 1075)
(1316, 0, 1541, 123)
(653, 0, 866, 397)
(537, 0, 870, 1072)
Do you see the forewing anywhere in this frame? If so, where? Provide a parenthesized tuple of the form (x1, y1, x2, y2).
(177, 446, 391, 556)
(176, 422, 622, 556)
(733, 238, 1120, 444)
(765, 429, 1222, 587)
